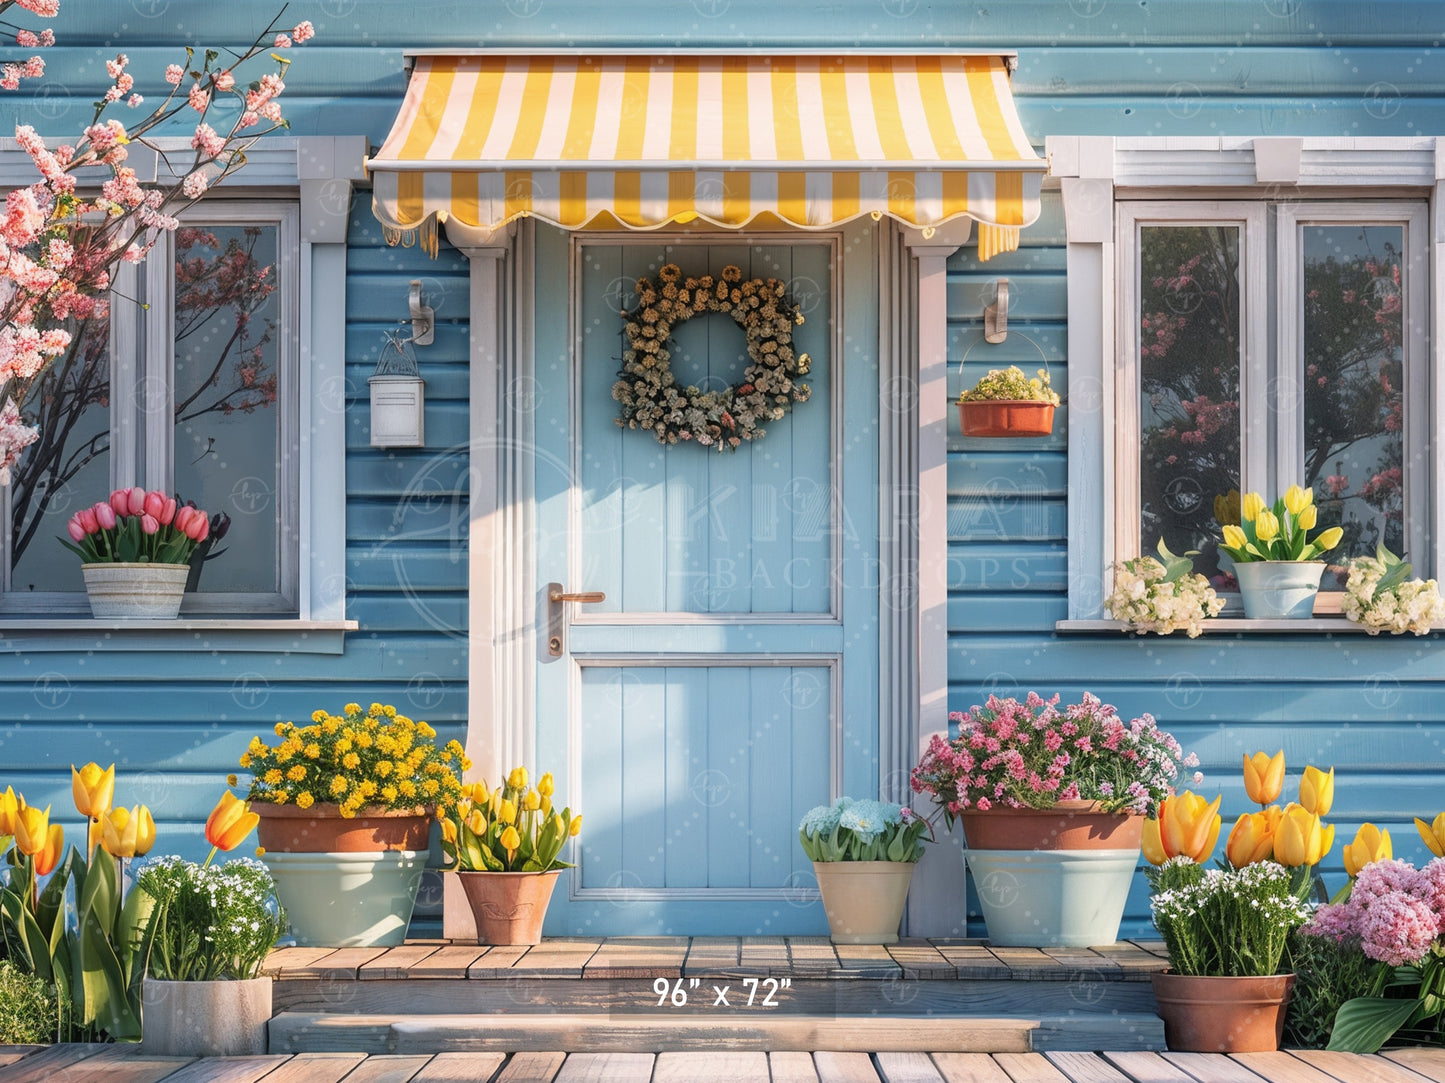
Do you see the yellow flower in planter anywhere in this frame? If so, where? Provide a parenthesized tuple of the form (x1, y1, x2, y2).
(1342, 823, 1391, 878)
(1298, 766, 1335, 817)
(71, 762, 115, 818)
(1225, 808, 1280, 868)
(1273, 805, 1333, 867)
(1416, 812, 1445, 858)
(1284, 484, 1312, 515)
(1144, 792, 1222, 866)
(1243, 751, 1285, 806)
(13, 803, 50, 857)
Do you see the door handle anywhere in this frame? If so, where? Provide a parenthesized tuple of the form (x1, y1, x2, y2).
(547, 583, 606, 656)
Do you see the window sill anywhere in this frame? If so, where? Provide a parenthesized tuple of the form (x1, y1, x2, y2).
(0, 618, 359, 654)
(1055, 618, 1439, 636)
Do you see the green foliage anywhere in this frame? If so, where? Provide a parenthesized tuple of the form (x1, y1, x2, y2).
(1327, 946, 1445, 1053)
(440, 773, 579, 874)
(137, 856, 286, 982)
(959, 364, 1060, 405)
(1284, 931, 1388, 1048)
(797, 798, 931, 863)
(0, 959, 69, 1044)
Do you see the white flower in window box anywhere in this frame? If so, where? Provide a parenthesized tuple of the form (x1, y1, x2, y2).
(1106, 539, 1225, 638)
(1342, 544, 1445, 636)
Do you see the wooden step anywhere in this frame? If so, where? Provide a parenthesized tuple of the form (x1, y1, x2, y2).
(267, 1009, 1166, 1055)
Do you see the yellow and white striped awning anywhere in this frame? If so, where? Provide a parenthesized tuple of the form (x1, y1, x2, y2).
(369, 52, 1046, 258)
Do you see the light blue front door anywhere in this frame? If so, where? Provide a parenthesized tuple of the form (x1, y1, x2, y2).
(533, 223, 879, 935)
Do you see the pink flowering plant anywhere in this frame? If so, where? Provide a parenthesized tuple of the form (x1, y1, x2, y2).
(0, 0, 315, 485)
(58, 486, 212, 564)
(1298, 857, 1445, 1052)
(910, 692, 1198, 823)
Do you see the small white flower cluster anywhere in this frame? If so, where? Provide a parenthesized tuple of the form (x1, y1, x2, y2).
(1151, 861, 1311, 934)
(1342, 556, 1445, 635)
(1105, 555, 1225, 638)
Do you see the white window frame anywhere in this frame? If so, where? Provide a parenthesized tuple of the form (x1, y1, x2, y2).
(0, 136, 361, 646)
(1051, 135, 1443, 630)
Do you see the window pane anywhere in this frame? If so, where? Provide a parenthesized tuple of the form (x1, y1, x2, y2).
(171, 224, 281, 595)
(1301, 225, 1406, 586)
(8, 315, 111, 593)
(1138, 225, 1242, 584)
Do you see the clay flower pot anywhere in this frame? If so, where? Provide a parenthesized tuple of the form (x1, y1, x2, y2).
(1151, 971, 1296, 1052)
(957, 799, 1143, 852)
(456, 869, 561, 945)
(253, 801, 432, 852)
(812, 860, 916, 945)
(958, 399, 1055, 437)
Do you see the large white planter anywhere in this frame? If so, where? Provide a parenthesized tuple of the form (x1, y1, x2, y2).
(812, 860, 916, 945)
(139, 977, 271, 1056)
(265, 850, 425, 947)
(81, 561, 190, 619)
(964, 848, 1138, 948)
(1232, 560, 1325, 620)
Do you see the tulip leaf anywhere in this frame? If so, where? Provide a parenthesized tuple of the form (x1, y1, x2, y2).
(35, 845, 78, 940)
(80, 907, 141, 1041)
(1374, 560, 1414, 600)
(0, 889, 52, 983)
(1327, 996, 1422, 1053)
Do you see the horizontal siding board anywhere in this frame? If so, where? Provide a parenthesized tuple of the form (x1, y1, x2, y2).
(949, 497, 1066, 540)
(949, 544, 1068, 593)
(949, 454, 1066, 495)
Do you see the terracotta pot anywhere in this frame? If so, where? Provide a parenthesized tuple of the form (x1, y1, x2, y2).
(456, 870, 561, 945)
(957, 800, 1143, 851)
(813, 860, 916, 945)
(1151, 971, 1295, 1052)
(254, 801, 432, 852)
(958, 399, 1055, 437)
(81, 561, 190, 619)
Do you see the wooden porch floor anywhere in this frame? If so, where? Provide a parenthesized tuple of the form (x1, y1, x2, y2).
(260, 936, 1173, 983)
(4, 1044, 1445, 1083)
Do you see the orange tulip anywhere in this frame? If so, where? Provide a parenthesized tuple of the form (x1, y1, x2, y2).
(1226, 809, 1280, 868)
(205, 791, 260, 852)
(1243, 751, 1285, 806)
(1158, 792, 1223, 864)
(34, 823, 63, 876)
(70, 762, 115, 819)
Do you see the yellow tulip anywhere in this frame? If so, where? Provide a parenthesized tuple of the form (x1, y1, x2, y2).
(34, 823, 63, 877)
(1255, 509, 1280, 542)
(1284, 484, 1313, 515)
(1416, 812, 1445, 857)
(1316, 526, 1344, 552)
(1297, 504, 1318, 531)
(1222, 524, 1248, 551)
(466, 808, 487, 836)
(541, 795, 553, 815)
(1225, 809, 1280, 868)
(569, 814, 583, 837)
(523, 790, 541, 812)
(466, 781, 489, 804)
(1343, 823, 1392, 878)
(507, 766, 528, 791)
(1158, 792, 1223, 864)
(1243, 751, 1285, 805)
(1142, 816, 1168, 866)
(538, 772, 555, 797)
(499, 799, 517, 825)
(500, 825, 521, 852)
(205, 791, 259, 852)
(1214, 490, 1241, 526)
(1299, 766, 1335, 817)
(441, 818, 458, 845)
(0, 786, 17, 837)
(102, 805, 155, 859)
(71, 762, 115, 819)
(1242, 492, 1267, 521)
(1274, 805, 1333, 867)
(13, 803, 50, 857)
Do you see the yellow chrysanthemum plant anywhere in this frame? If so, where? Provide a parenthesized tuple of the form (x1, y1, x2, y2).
(1218, 484, 1344, 564)
(240, 702, 469, 820)
(438, 766, 582, 873)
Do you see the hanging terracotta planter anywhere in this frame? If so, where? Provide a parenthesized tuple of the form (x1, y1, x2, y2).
(1151, 972, 1295, 1052)
(958, 399, 1055, 437)
(455, 869, 561, 945)
(253, 801, 432, 853)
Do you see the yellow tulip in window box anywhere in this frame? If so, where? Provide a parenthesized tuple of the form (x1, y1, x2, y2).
(1218, 485, 1344, 619)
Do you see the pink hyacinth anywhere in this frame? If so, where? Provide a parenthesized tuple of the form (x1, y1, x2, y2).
(1358, 891, 1439, 966)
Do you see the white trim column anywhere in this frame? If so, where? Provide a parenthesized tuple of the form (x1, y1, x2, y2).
(902, 220, 971, 936)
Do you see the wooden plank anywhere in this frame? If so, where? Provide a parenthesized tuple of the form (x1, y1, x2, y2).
(813, 1052, 883, 1083)
(150, 1056, 292, 1083)
(1159, 1053, 1268, 1083)
(885, 941, 958, 980)
(932, 943, 1012, 980)
(929, 1053, 1014, 1083)
(683, 937, 742, 975)
(652, 1051, 770, 1082)
(582, 937, 688, 979)
(1043, 1052, 1131, 1082)
(739, 937, 790, 970)
(768, 1053, 822, 1083)
(551, 1053, 655, 1083)
(1384, 1052, 1445, 1083)
(988, 947, 1071, 982)
(330, 1055, 434, 1083)
(1126, 940, 1170, 959)
(1100, 1052, 1198, 1083)
(408, 1053, 510, 1081)
(0, 1061, 23, 1071)
(262, 946, 340, 978)
(875, 1052, 945, 1082)
(833, 943, 904, 978)
(1088, 943, 1170, 980)
(251, 1052, 367, 1083)
(1288, 1051, 1434, 1083)
(1039, 949, 1123, 980)
(510, 940, 602, 978)
(359, 944, 443, 979)
(991, 1054, 1071, 1083)
(466, 945, 532, 978)
(404, 945, 489, 979)
(30, 1050, 191, 1083)
(1230, 1053, 1339, 1083)
(288, 947, 388, 980)
(0, 1044, 113, 1082)
(494, 1052, 567, 1083)
(788, 938, 841, 973)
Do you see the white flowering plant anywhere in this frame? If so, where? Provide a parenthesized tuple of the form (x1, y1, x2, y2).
(1341, 544, 1445, 636)
(798, 797, 932, 863)
(958, 364, 1060, 405)
(134, 855, 285, 981)
(1105, 539, 1225, 637)
(1148, 857, 1312, 978)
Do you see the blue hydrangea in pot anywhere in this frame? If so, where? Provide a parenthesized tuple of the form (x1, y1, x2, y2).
(799, 798, 932, 945)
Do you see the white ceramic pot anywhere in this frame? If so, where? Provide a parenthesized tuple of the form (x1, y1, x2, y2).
(139, 976, 271, 1056)
(964, 848, 1138, 948)
(1232, 560, 1326, 620)
(81, 561, 190, 619)
(812, 860, 916, 945)
(264, 849, 425, 947)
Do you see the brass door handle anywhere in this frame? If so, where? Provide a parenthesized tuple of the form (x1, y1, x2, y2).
(547, 583, 606, 656)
